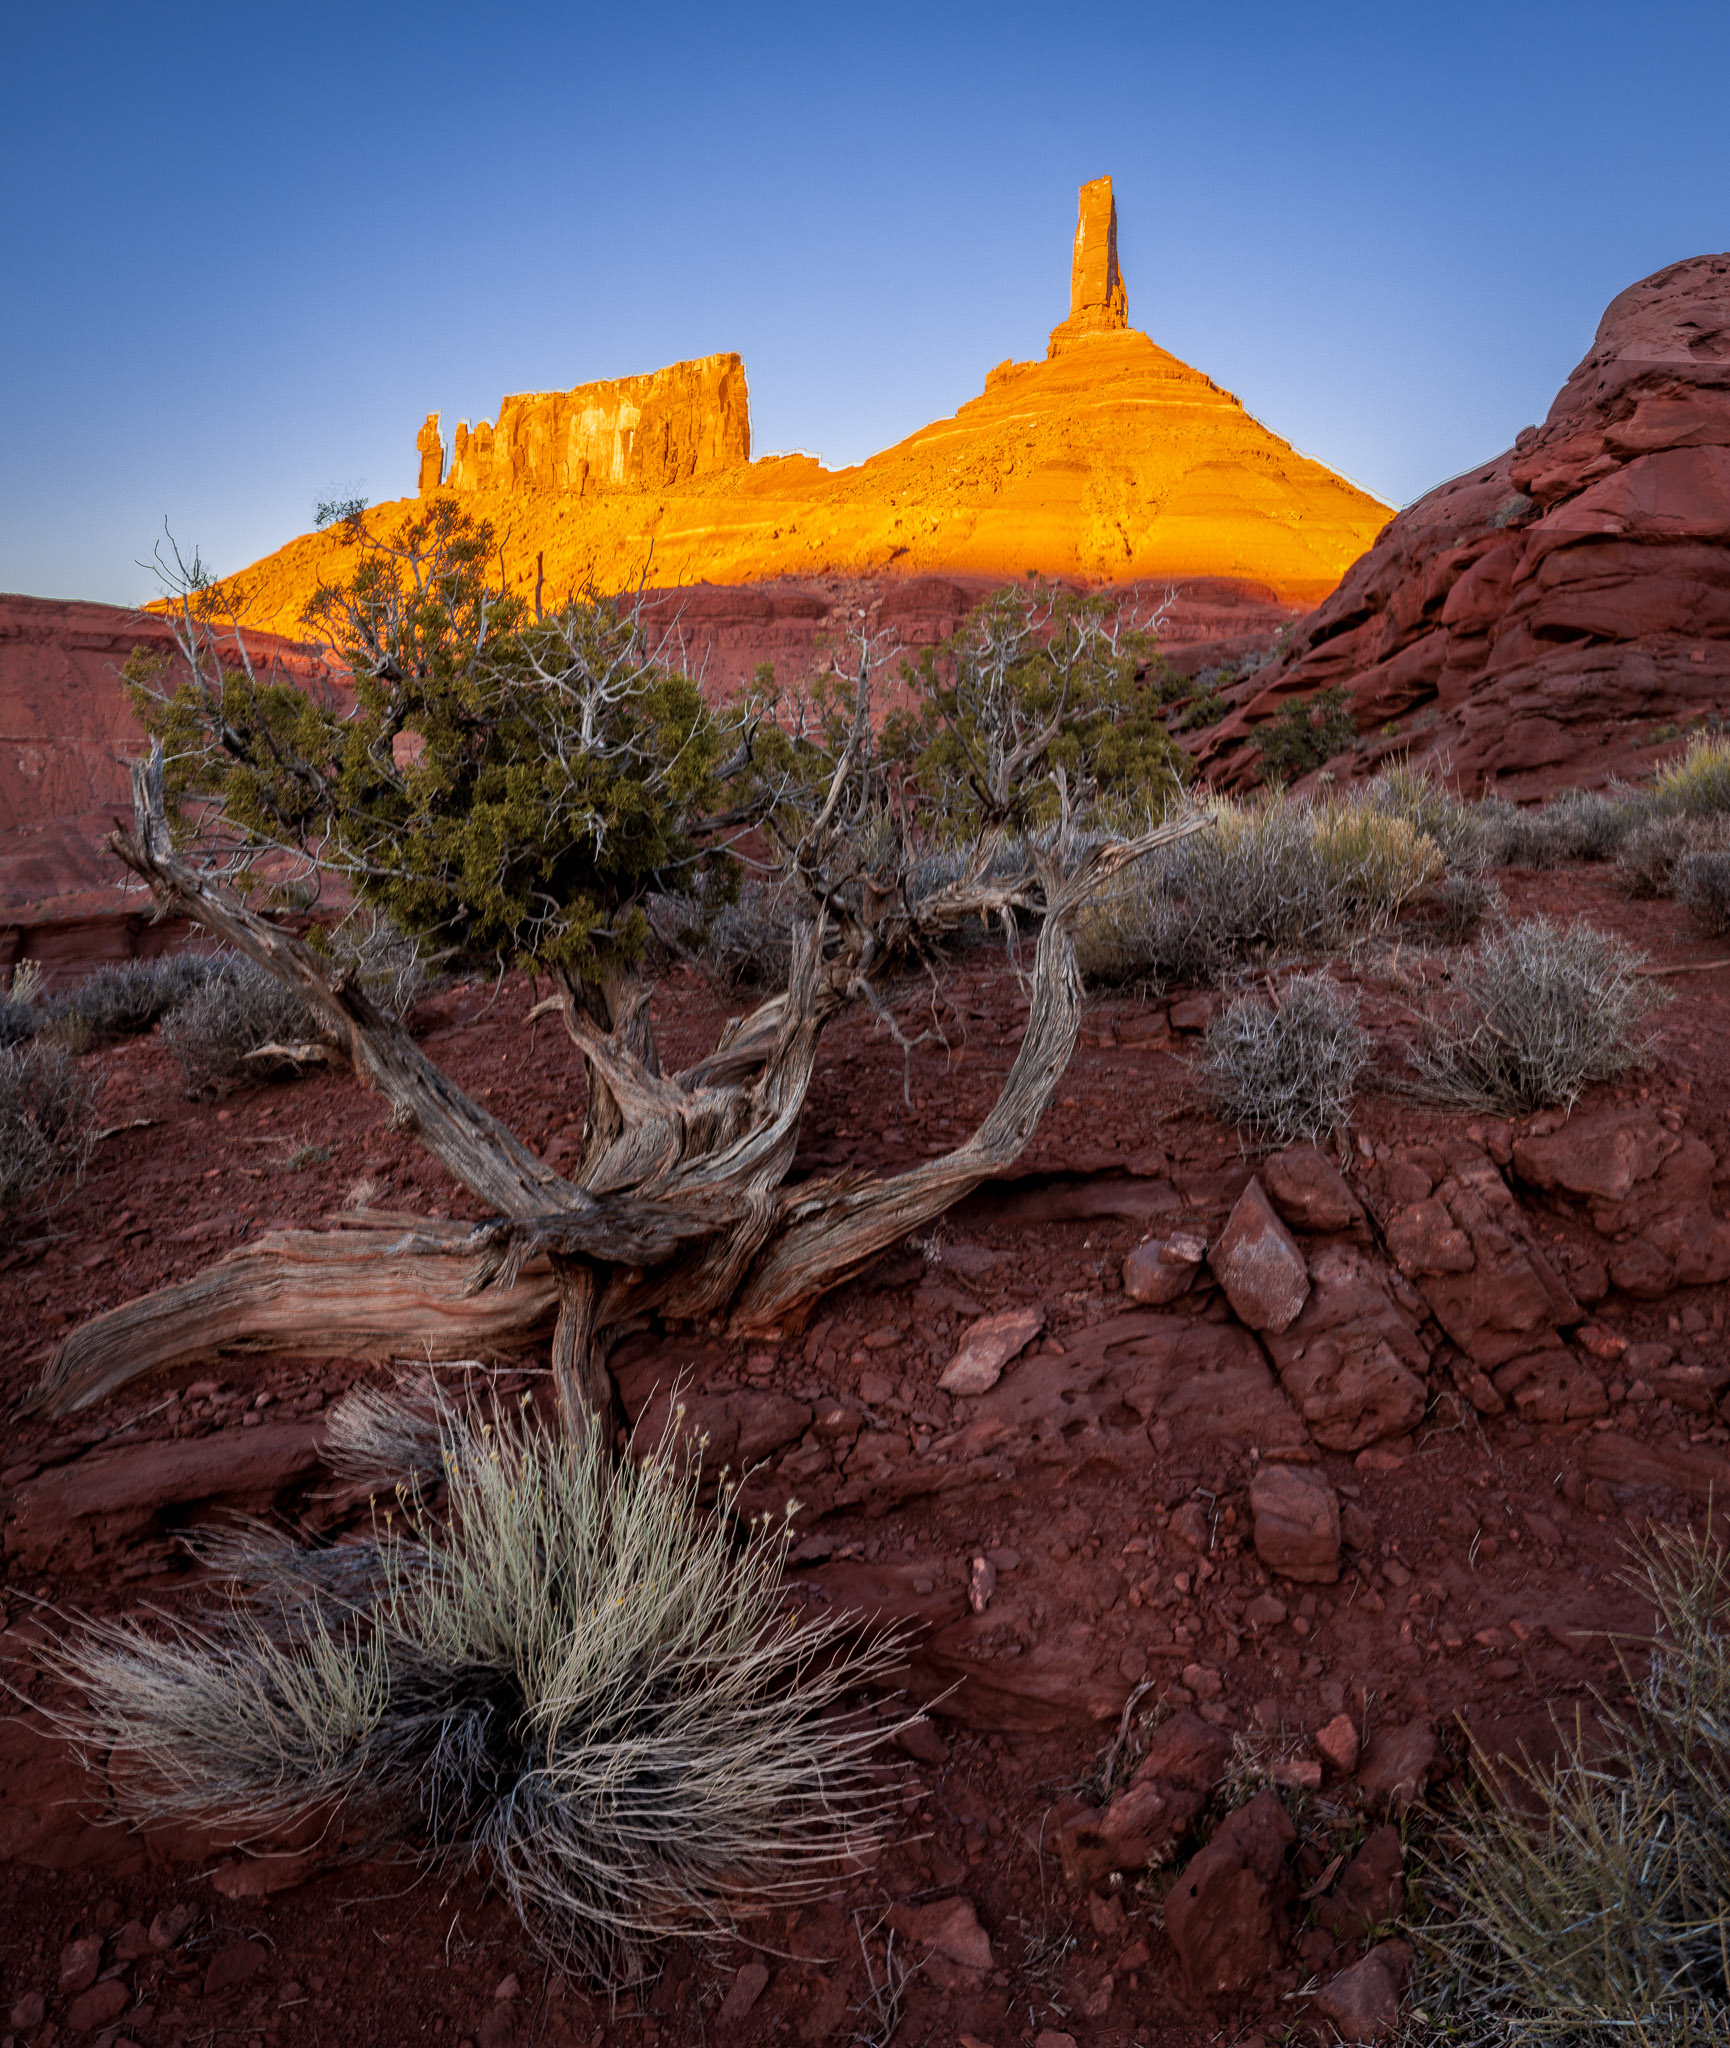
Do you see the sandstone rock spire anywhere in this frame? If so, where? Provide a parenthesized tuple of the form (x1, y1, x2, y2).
(416, 413, 445, 496)
(1048, 176, 1128, 355)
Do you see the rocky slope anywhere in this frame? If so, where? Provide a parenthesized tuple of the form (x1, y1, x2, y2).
(1198, 254, 1730, 796)
(3, 861, 1727, 2044)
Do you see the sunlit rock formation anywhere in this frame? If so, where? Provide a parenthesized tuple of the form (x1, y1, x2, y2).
(1047, 174, 1130, 353)
(434, 354, 750, 498)
(210, 180, 1390, 633)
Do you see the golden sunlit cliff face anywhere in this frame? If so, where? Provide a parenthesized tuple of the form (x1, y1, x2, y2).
(220, 180, 1390, 636)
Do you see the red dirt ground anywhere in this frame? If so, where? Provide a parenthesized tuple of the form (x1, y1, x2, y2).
(4, 863, 1729, 2048)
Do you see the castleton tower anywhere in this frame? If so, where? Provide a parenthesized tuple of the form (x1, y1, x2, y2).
(1048, 175, 1130, 352)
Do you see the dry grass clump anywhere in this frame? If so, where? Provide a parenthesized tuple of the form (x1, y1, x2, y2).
(1407, 916, 1658, 1113)
(0, 1041, 101, 1218)
(1615, 812, 1730, 899)
(1675, 849, 1730, 936)
(44, 1385, 905, 1984)
(1413, 1526, 1730, 2046)
(159, 954, 322, 1095)
(1079, 796, 1441, 987)
(1200, 973, 1370, 1145)
(1647, 732, 1730, 818)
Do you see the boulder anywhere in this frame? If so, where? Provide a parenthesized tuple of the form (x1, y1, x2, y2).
(1317, 1824, 1404, 1938)
(1493, 1351, 1609, 1424)
(1210, 1179, 1310, 1334)
(886, 1895, 992, 1991)
(1512, 1107, 1680, 1203)
(4, 1424, 329, 1573)
(1311, 1941, 1412, 2045)
(1122, 1232, 1206, 1305)
(1249, 1462, 1340, 1583)
(1261, 1242, 1429, 1450)
(1056, 1713, 1229, 1884)
(1164, 1788, 1296, 1998)
(1262, 1145, 1364, 1234)
(1387, 1153, 1578, 1367)
(1314, 1714, 1361, 1776)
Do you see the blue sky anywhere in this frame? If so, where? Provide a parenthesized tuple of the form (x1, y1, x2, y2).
(4, 0, 1727, 604)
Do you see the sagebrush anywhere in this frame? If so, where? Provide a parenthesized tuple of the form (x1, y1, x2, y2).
(159, 954, 321, 1094)
(1407, 916, 1658, 1112)
(0, 1041, 101, 1219)
(45, 1384, 907, 1984)
(1200, 973, 1369, 1145)
(1078, 794, 1440, 987)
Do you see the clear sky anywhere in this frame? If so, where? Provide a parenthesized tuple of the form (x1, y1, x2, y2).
(4, 0, 1727, 606)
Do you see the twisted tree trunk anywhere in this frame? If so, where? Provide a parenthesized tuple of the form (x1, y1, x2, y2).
(30, 750, 1202, 1429)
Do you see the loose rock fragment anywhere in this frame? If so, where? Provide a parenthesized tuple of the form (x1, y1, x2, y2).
(1210, 1179, 1310, 1333)
(1249, 1462, 1341, 1583)
(939, 1305, 1046, 1395)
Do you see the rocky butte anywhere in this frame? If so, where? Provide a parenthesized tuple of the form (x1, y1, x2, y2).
(215, 178, 1391, 636)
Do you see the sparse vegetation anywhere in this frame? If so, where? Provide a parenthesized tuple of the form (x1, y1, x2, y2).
(1407, 916, 1658, 1112)
(1200, 973, 1369, 1145)
(1414, 1526, 1730, 2045)
(1430, 870, 1503, 944)
(1078, 794, 1440, 987)
(1462, 788, 1633, 871)
(1675, 848, 1730, 936)
(1647, 731, 1730, 818)
(0, 1041, 101, 1219)
(46, 1384, 905, 1984)
(1251, 684, 1357, 784)
(159, 953, 321, 1095)
(36, 954, 215, 1052)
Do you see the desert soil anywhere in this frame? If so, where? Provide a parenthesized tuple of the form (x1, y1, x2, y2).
(4, 862, 1729, 2048)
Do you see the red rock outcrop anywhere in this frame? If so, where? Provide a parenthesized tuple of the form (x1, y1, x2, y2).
(440, 352, 750, 497)
(1199, 253, 1730, 795)
(0, 594, 333, 972)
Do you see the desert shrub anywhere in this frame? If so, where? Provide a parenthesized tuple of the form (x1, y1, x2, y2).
(1463, 788, 1634, 871)
(1617, 813, 1730, 899)
(1251, 684, 1357, 784)
(1077, 795, 1440, 988)
(0, 1041, 101, 1217)
(1200, 973, 1369, 1145)
(1675, 849, 1730, 936)
(0, 994, 38, 1048)
(45, 1385, 904, 1984)
(1363, 761, 1478, 867)
(1647, 732, 1730, 818)
(1415, 1526, 1730, 2045)
(702, 880, 797, 990)
(37, 954, 216, 1051)
(1407, 916, 1657, 1112)
(1430, 870, 1504, 944)
(159, 954, 321, 1095)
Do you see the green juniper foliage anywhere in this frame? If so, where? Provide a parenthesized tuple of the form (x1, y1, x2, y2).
(127, 501, 732, 987)
(888, 584, 1187, 837)
(1252, 682, 1357, 785)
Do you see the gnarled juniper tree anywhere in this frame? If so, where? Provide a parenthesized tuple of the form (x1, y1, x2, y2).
(36, 505, 1199, 1433)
